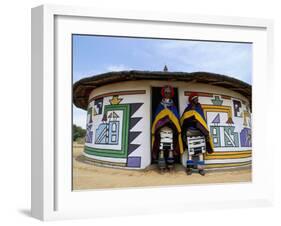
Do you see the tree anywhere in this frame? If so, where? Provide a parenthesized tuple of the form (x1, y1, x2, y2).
(73, 124, 86, 141)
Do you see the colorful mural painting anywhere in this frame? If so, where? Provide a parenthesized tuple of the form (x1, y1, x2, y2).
(73, 70, 252, 170)
(85, 104, 130, 158)
(183, 90, 252, 169)
(82, 90, 146, 168)
(95, 112, 120, 145)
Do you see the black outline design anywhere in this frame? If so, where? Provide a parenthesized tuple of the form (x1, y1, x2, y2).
(127, 103, 143, 156)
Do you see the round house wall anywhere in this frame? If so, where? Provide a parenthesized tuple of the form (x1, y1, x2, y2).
(84, 81, 151, 169)
(83, 80, 252, 170)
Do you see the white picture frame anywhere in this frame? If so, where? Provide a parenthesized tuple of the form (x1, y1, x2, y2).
(31, 4, 274, 221)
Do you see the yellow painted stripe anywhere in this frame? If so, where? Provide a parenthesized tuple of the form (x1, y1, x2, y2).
(205, 162, 251, 169)
(206, 153, 251, 158)
(205, 154, 251, 160)
(206, 150, 251, 155)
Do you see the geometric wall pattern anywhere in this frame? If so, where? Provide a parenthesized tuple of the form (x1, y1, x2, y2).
(209, 125, 239, 147)
(224, 126, 239, 147)
(240, 127, 251, 147)
(127, 103, 144, 167)
(85, 90, 251, 169)
(84, 104, 130, 158)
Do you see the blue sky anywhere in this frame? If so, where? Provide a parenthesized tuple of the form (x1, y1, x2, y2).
(73, 35, 252, 128)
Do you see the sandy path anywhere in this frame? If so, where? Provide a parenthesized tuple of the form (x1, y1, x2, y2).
(72, 144, 251, 190)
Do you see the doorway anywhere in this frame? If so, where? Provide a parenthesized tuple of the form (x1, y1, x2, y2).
(151, 86, 180, 163)
(151, 87, 179, 118)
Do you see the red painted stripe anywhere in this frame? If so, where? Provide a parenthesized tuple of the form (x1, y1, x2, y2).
(89, 90, 146, 102)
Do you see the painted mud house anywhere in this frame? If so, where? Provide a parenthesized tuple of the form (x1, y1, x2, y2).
(73, 70, 252, 170)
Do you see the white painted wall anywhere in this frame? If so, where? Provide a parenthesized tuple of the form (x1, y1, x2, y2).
(85, 80, 251, 169)
(86, 81, 151, 169)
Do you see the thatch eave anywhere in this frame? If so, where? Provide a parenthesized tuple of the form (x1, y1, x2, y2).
(73, 70, 252, 110)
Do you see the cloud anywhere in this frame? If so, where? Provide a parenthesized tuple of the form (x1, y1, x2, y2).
(73, 106, 87, 129)
(73, 69, 104, 82)
(74, 65, 132, 83)
(106, 64, 132, 72)
(153, 40, 252, 84)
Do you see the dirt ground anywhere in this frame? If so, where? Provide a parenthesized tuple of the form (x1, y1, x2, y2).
(72, 144, 251, 190)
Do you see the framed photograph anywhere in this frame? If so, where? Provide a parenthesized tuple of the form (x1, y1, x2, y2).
(31, 4, 274, 221)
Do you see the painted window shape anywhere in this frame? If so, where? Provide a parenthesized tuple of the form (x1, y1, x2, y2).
(210, 126, 221, 147)
(111, 134, 116, 142)
(108, 121, 119, 144)
(112, 122, 117, 132)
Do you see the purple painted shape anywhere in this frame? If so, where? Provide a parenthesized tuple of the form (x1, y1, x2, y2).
(127, 157, 141, 168)
(240, 128, 251, 147)
(86, 124, 93, 143)
(212, 113, 220, 124)
(86, 131, 93, 143)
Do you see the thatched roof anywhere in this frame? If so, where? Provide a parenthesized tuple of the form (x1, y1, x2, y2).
(73, 70, 251, 110)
